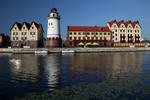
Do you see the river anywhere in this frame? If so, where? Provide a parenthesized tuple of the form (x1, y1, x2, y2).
(0, 52, 150, 99)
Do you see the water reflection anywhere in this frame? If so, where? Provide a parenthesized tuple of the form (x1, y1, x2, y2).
(44, 54, 61, 88)
(62, 52, 142, 84)
(10, 54, 42, 82)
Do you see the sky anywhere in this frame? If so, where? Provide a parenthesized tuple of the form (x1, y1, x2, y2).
(0, 0, 150, 39)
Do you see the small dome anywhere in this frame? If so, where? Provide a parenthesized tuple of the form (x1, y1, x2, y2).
(51, 8, 57, 13)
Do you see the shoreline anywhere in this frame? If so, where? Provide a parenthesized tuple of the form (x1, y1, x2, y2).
(0, 47, 150, 54)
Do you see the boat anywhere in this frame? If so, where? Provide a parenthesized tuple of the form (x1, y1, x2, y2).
(62, 50, 75, 53)
(35, 50, 48, 54)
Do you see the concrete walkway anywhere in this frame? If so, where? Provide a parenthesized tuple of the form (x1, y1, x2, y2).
(0, 47, 150, 54)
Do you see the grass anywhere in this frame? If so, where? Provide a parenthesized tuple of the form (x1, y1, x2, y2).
(13, 80, 150, 100)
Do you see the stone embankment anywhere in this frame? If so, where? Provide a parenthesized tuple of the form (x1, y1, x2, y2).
(0, 47, 150, 54)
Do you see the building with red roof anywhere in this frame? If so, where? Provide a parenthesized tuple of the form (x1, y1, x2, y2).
(10, 21, 44, 48)
(107, 20, 141, 43)
(65, 26, 112, 47)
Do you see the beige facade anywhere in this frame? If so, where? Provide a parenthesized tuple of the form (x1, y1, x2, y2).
(68, 31, 111, 41)
(11, 22, 43, 41)
(66, 26, 112, 47)
(10, 22, 44, 48)
(107, 20, 141, 43)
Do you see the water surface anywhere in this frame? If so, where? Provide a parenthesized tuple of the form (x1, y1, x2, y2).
(0, 52, 150, 99)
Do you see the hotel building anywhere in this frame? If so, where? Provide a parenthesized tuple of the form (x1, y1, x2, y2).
(67, 26, 112, 47)
(11, 22, 44, 48)
(107, 20, 142, 46)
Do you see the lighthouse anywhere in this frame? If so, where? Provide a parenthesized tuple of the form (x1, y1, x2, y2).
(45, 8, 61, 47)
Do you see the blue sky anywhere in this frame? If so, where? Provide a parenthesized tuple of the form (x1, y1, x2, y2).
(0, 0, 150, 39)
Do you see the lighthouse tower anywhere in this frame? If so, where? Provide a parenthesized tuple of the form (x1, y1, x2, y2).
(45, 8, 61, 47)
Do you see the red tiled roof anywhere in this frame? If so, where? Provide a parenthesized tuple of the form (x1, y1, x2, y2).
(107, 20, 139, 28)
(131, 21, 139, 28)
(107, 20, 116, 27)
(117, 20, 124, 27)
(124, 20, 131, 27)
(11, 21, 42, 30)
(31, 21, 42, 29)
(68, 26, 111, 32)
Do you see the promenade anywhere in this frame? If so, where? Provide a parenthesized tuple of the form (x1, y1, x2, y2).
(0, 47, 150, 54)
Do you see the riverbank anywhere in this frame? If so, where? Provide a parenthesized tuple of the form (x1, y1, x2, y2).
(0, 47, 150, 54)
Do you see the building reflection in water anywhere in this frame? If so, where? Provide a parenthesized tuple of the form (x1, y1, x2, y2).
(10, 54, 42, 82)
(63, 52, 142, 83)
(44, 54, 61, 89)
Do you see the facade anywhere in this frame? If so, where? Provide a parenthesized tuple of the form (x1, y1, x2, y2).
(0, 33, 10, 47)
(11, 22, 44, 48)
(45, 8, 62, 47)
(107, 20, 141, 43)
(66, 26, 112, 47)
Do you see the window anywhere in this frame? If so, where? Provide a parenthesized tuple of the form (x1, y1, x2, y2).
(91, 33, 94, 35)
(70, 32, 72, 35)
(96, 33, 98, 35)
(21, 37, 24, 40)
(78, 37, 81, 40)
(33, 32, 36, 35)
(128, 30, 129, 32)
(104, 33, 106, 35)
(115, 30, 117, 32)
(13, 32, 15, 35)
(116, 34, 117, 36)
(22, 32, 24, 35)
(74, 37, 76, 40)
(108, 33, 110, 35)
(87, 37, 90, 40)
(53, 14, 55, 17)
(135, 30, 137, 33)
(83, 37, 85, 40)
(16, 32, 18, 35)
(25, 32, 27, 35)
(130, 30, 132, 32)
(83, 32, 85, 35)
(116, 38, 117, 40)
(104, 37, 106, 40)
(120, 30, 122, 32)
(13, 37, 15, 40)
(100, 33, 102, 35)
(123, 30, 125, 32)
(100, 37, 102, 40)
(70, 37, 72, 40)
(30, 32, 32, 35)
(32, 27, 34, 29)
(16, 37, 18, 40)
(74, 32, 76, 35)
(78, 32, 81, 35)
(15, 27, 17, 30)
(23, 27, 25, 29)
(91, 37, 94, 40)
(87, 33, 89, 35)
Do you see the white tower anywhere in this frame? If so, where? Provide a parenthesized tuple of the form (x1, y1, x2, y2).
(46, 8, 61, 47)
